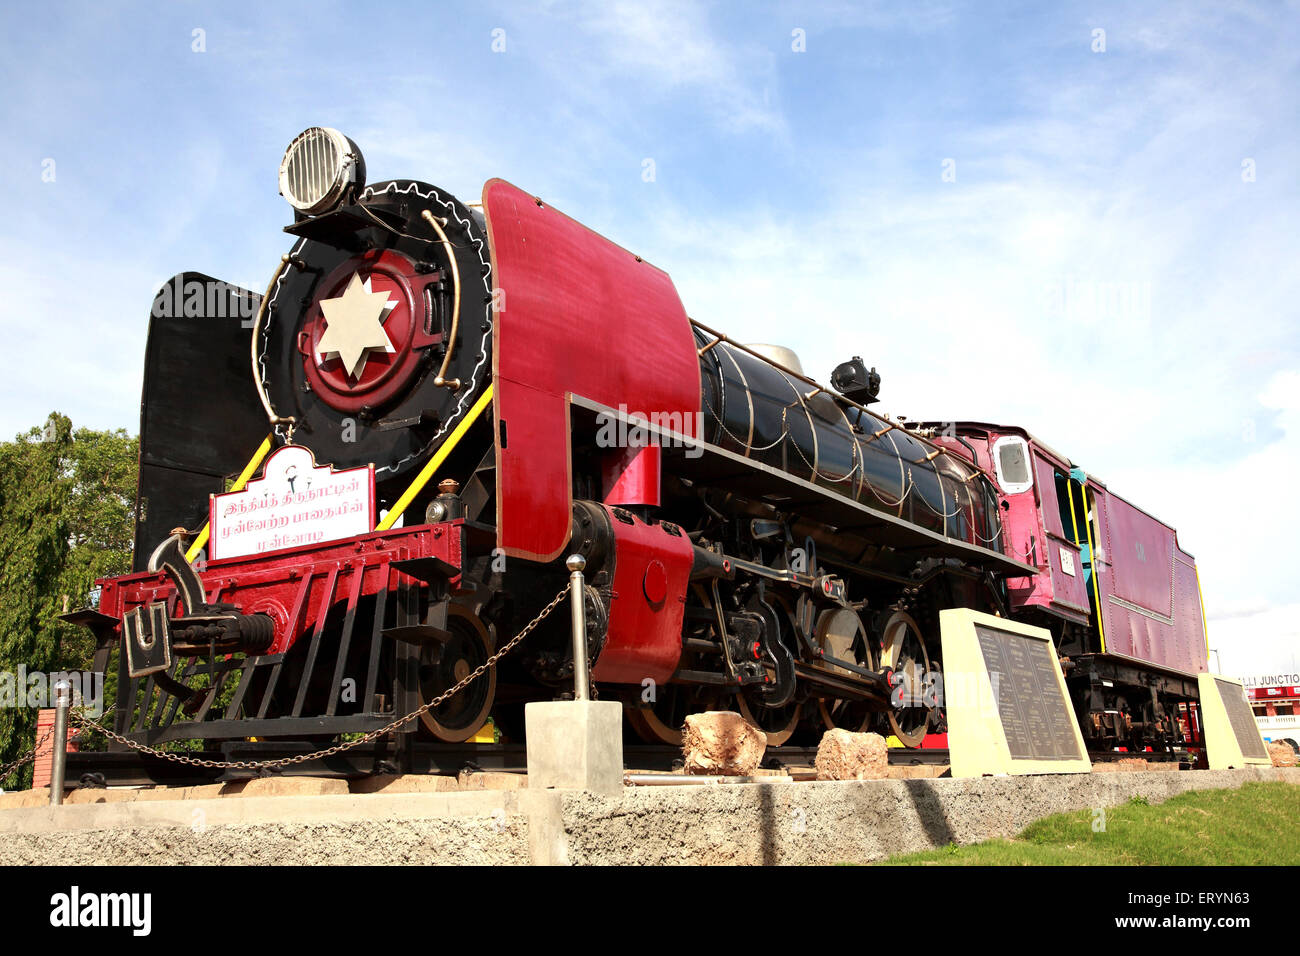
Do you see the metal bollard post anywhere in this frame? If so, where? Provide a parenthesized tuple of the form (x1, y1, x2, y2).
(566, 554, 590, 702)
(50, 680, 72, 806)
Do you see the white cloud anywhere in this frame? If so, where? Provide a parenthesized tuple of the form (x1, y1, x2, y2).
(1212, 605, 1300, 679)
(1119, 369, 1300, 673)
(521, 0, 786, 135)
(626, 45, 1300, 675)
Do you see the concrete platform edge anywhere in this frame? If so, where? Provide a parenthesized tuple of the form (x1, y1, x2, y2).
(0, 767, 1294, 865)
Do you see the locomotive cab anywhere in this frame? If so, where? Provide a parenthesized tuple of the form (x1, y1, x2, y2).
(928, 420, 1210, 757)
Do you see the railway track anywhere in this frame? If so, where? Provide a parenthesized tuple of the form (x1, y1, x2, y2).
(65, 742, 957, 788)
(65, 740, 1190, 789)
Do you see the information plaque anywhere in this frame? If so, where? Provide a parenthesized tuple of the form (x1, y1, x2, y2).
(209, 445, 375, 560)
(939, 608, 1091, 778)
(1197, 673, 1271, 769)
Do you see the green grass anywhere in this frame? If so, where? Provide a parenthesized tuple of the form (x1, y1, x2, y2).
(879, 782, 1300, 865)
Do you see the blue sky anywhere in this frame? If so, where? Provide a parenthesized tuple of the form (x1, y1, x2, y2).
(2, 1, 1297, 673)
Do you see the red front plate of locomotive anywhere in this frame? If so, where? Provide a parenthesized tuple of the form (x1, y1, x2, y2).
(95, 523, 465, 656)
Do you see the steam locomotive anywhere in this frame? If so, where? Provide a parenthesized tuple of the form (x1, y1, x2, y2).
(67, 128, 1209, 769)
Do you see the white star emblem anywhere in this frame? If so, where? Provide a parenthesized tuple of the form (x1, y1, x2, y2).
(316, 273, 397, 379)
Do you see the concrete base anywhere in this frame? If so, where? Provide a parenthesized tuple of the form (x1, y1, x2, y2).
(525, 699, 623, 794)
(0, 768, 1296, 865)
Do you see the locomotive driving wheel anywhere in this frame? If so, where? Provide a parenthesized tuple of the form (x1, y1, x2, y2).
(878, 610, 935, 748)
(735, 591, 801, 746)
(418, 605, 496, 742)
(680, 583, 802, 746)
(814, 606, 876, 733)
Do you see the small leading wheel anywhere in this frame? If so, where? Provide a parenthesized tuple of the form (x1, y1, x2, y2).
(418, 606, 496, 742)
(879, 610, 934, 749)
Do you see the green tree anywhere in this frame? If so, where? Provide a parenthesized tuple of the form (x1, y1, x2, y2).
(0, 414, 137, 788)
(48, 424, 138, 671)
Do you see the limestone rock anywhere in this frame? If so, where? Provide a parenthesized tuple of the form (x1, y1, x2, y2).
(1268, 741, 1297, 768)
(815, 729, 888, 781)
(681, 712, 767, 775)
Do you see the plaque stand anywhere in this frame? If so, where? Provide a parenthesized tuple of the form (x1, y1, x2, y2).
(1196, 673, 1272, 770)
(940, 608, 1092, 778)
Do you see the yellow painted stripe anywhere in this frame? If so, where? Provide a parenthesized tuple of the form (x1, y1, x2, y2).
(376, 384, 494, 531)
(1065, 478, 1082, 546)
(184, 435, 275, 562)
(1195, 565, 1211, 668)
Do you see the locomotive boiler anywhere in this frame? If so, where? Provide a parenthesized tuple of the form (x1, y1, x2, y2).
(69, 127, 1201, 773)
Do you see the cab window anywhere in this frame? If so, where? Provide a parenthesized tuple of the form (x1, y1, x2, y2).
(992, 436, 1033, 494)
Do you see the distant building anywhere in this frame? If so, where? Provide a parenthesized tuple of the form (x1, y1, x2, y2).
(1237, 674, 1300, 750)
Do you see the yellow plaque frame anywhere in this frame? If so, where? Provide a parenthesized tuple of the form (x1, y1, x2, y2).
(940, 608, 1092, 778)
(1196, 673, 1272, 769)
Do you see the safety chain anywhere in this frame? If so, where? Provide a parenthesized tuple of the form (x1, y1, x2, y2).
(0, 722, 58, 783)
(70, 587, 571, 771)
(1, 704, 116, 783)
